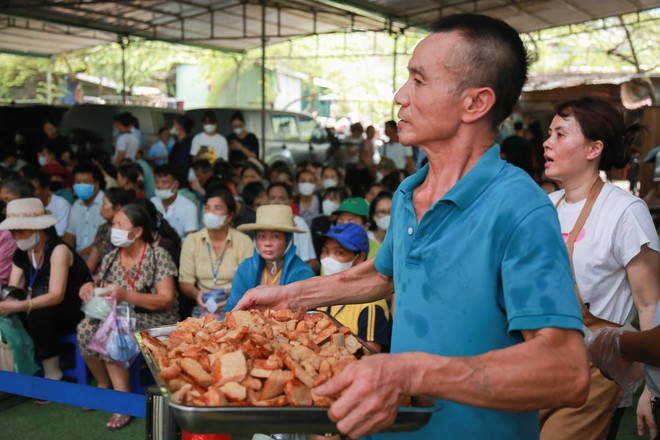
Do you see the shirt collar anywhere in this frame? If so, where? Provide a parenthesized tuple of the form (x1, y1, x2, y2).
(398, 144, 504, 210)
(201, 227, 234, 244)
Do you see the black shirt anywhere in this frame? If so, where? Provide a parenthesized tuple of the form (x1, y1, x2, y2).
(226, 131, 259, 154)
(13, 235, 92, 303)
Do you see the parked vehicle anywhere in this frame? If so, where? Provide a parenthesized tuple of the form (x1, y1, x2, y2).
(186, 108, 330, 169)
(59, 104, 183, 158)
(0, 104, 69, 162)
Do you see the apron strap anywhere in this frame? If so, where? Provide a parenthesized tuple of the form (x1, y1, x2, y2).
(555, 178, 620, 330)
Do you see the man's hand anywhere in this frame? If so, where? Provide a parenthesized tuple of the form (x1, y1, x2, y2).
(234, 284, 298, 311)
(0, 300, 23, 316)
(637, 387, 658, 438)
(315, 354, 413, 438)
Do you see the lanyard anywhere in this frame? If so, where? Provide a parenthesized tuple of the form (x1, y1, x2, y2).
(261, 267, 283, 286)
(27, 249, 45, 297)
(120, 242, 147, 291)
(206, 242, 225, 285)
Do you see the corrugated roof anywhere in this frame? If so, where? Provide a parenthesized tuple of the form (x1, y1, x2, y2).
(1, 0, 658, 56)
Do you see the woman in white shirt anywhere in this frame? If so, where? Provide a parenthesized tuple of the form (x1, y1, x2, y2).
(541, 96, 660, 440)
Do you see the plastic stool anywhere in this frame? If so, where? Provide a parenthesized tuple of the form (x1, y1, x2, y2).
(58, 333, 89, 384)
(129, 353, 154, 394)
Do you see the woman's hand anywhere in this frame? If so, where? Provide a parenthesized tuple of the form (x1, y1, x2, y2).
(100, 285, 130, 304)
(195, 289, 210, 308)
(0, 300, 24, 316)
(79, 282, 95, 303)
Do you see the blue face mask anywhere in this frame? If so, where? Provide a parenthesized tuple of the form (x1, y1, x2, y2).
(73, 183, 95, 201)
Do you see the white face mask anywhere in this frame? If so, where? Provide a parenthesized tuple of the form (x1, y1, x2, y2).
(16, 232, 41, 251)
(171, 127, 179, 137)
(110, 228, 136, 248)
(375, 172, 384, 182)
(37, 155, 49, 166)
(375, 215, 391, 231)
(322, 200, 339, 217)
(203, 212, 227, 230)
(233, 127, 244, 136)
(155, 188, 175, 200)
(322, 179, 338, 189)
(298, 182, 316, 197)
(203, 124, 217, 134)
(321, 255, 357, 276)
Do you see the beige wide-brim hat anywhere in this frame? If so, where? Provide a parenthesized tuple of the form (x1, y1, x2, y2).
(0, 198, 58, 231)
(237, 205, 305, 233)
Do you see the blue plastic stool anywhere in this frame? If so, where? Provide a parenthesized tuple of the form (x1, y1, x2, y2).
(58, 333, 89, 385)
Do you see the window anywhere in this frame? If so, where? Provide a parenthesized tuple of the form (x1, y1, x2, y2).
(271, 114, 299, 141)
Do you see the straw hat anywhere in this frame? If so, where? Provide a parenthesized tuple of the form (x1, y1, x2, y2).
(237, 205, 305, 233)
(0, 198, 58, 230)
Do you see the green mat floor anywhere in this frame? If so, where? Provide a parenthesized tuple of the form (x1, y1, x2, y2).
(0, 390, 647, 440)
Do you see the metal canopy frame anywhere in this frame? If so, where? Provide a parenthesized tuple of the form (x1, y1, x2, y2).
(2, 1, 658, 57)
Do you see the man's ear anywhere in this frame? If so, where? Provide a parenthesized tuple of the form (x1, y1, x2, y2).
(462, 87, 496, 124)
(355, 252, 367, 265)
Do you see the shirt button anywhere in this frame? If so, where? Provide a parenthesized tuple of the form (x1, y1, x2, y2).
(408, 227, 413, 235)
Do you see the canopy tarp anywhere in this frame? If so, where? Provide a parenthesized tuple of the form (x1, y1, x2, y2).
(1, 0, 659, 56)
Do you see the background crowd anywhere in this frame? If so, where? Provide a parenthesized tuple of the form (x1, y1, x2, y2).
(0, 99, 657, 436)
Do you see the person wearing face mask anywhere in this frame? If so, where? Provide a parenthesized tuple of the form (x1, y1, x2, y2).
(0, 198, 92, 386)
(333, 197, 380, 259)
(295, 169, 321, 228)
(321, 165, 342, 191)
(224, 205, 314, 313)
(37, 145, 74, 190)
(311, 186, 349, 260)
(179, 186, 253, 319)
(226, 111, 259, 163)
(319, 223, 390, 353)
(151, 164, 199, 240)
(191, 110, 228, 164)
(368, 191, 393, 246)
(63, 163, 106, 260)
(77, 203, 179, 431)
(85, 187, 134, 276)
(27, 170, 71, 237)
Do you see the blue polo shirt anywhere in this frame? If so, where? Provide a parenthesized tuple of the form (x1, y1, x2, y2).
(372, 144, 582, 440)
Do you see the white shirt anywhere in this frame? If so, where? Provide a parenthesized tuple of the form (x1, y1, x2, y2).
(47, 194, 71, 236)
(293, 215, 316, 262)
(549, 182, 659, 325)
(151, 193, 200, 240)
(381, 141, 412, 170)
(114, 132, 139, 161)
(190, 132, 228, 162)
(65, 190, 106, 253)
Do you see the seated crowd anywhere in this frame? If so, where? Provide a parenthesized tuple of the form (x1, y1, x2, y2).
(0, 110, 404, 431)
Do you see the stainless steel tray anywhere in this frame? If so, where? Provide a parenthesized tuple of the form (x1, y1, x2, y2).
(136, 322, 440, 434)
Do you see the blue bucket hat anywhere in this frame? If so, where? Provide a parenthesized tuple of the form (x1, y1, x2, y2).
(322, 223, 370, 256)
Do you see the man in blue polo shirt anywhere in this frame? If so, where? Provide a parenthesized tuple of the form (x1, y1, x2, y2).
(235, 13, 589, 439)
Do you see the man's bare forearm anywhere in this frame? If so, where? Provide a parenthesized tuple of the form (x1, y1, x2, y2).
(292, 258, 393, 309)
(403, 328, 590, 411)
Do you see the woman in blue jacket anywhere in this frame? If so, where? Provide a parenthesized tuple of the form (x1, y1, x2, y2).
(225, 204, 314, 312)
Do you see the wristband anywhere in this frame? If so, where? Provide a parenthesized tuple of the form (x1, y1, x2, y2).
(26, 299, 33, 314)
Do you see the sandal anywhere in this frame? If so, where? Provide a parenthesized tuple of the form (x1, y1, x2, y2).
(106, 413, 132, 431)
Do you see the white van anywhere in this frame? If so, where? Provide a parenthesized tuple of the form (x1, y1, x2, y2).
(186, 108, 331, 169)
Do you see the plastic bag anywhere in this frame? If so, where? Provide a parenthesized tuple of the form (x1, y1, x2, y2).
(89, 298, 139, 368)
(106, 314, 138, 366)
(583, 324, 645, 394)
(0, 314, 39, 374)
(81, 296, 112, 320)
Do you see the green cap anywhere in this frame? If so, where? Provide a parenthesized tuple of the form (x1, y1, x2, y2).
(334, 197, 369, 218)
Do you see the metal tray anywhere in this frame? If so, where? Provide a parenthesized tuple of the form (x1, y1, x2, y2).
(136, 321, 440, 434)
